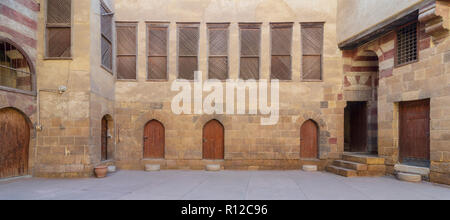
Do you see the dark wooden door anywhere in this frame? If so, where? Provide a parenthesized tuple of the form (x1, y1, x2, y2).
(144, 120, 165, 159)
(300, 120, 318, 158)
(400, 99, 430, 165)
(101, 117, 108, 161)
(0, 108, 29, 178)
(349, 102, 368, 152)
(203, 120, 224, 160)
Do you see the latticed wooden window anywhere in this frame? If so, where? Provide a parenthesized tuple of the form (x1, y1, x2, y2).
(116, 22, 137, 80)
(208, 23, 229, 80)
(240, 23, 261, 80)
(46, 0, 71, 58)
(101, 3, 113, 71)
(301, 23, 324, 81)
(148, 23, 169, 80)
(178, 23, 200, 80)
(271, 23, 293, 80)
(396, 22, 418, 66)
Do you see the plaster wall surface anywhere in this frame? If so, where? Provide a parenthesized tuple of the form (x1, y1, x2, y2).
(337, 0, 425, 43)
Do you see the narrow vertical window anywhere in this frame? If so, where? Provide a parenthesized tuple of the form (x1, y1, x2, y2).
(239, 23, 261, 80)
(301, 22, 324, 81)
(148, 23, 169, 80)
(46, 0, 71, 58)
(208, 23, 229, 80)
(116, 22, 137, 80)
(396, 22, 418, 66)
(271, 23, 293, 80)
(101, 3, 113, 72)
(178, 23, 200, 80)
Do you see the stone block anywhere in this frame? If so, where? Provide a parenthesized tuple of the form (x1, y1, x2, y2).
(302, 165, 318, 172)
(397, 172, 422, 182)
(395, 164, 430, 176)
(206, 164, 221, 171)
(145, 164, 161, 172)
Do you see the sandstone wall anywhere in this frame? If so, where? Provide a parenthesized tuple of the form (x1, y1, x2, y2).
(34, 0, 93, 177)
(342, 1, 450, 185)
(113, 0, 344, 170)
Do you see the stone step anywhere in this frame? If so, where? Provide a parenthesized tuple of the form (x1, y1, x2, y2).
(342, 154, 385, 165)
(206, 164, 221, 171)
(303, 165, 318, 172)
(145, 164, 161, 172)
(394, 164, 429, 177)
(333, 160, 368, 171)
(397, 172, 422, 182)
(327, 166, 358, 177)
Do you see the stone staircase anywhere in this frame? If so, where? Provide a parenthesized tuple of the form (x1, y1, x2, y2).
(327, 153, 386, 177)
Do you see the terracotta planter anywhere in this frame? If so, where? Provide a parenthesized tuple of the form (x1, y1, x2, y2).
(94, 166, 108, 178)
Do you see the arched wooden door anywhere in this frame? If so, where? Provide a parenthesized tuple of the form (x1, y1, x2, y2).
(144, 120, 165, 159)
(203, 120, 224, 160)
(101, 116, 108, 161)
(300, 120, 318, 159)
(0, 108, 30, 178)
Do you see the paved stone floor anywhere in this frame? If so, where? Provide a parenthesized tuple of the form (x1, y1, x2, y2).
(0, 170, 449, 200)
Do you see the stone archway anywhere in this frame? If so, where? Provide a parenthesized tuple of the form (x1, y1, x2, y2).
(343, 49, 380, 154)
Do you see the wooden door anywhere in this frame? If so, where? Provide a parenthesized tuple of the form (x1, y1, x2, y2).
(0, 108, 29, 178)
(101, 116, 108, 161)
(144, 120, 165, 159)
(349, 102, 368, 152)
(300, 120, 318, 159)
(400, 99, 430, 165)
(203, 120, 224, 160)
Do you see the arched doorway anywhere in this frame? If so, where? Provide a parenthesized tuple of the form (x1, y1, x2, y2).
(300, 120, 319, 159)
(0, 108, 30, 178)
(144, 120, 165, 159)
(343, 50, 379, 153)
(203, 120, 224, 160)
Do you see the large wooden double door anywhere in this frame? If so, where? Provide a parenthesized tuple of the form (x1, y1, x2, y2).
(0, 108, 29, 178)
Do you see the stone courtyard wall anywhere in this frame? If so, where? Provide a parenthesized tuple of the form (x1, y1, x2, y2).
(113, 0, 344, 170)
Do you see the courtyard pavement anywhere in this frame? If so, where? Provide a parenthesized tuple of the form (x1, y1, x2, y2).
(0, 170, 448, 200)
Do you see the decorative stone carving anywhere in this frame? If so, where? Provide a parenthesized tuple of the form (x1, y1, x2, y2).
(419, 1, 449, 42)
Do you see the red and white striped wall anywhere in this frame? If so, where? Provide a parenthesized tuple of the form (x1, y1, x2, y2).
(0, 0, 39, 64)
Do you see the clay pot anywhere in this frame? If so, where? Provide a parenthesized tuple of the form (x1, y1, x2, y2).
(94, 166, 108, 178)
